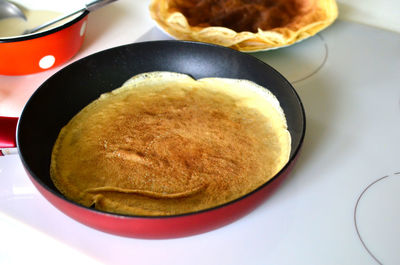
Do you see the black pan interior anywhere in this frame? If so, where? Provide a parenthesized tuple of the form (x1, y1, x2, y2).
(17, 40, 305, 193)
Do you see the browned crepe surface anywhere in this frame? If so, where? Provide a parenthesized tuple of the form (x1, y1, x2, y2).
(170, 0, 314, 33)
(149, 0, 338, 51)
(50, 72, 291, 216)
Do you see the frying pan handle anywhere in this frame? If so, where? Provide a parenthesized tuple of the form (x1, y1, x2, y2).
(0, 116, 18, 156)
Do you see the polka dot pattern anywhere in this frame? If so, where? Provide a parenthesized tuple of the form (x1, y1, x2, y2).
(80, 21, 87, 37)
(39, 55, 56, 69)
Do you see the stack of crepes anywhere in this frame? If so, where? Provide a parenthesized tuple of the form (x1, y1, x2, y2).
(50, 72, 291, 216)
(149, 0, 338, 52)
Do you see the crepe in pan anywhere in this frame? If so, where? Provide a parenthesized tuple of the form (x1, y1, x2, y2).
(50, 72, 291, 216)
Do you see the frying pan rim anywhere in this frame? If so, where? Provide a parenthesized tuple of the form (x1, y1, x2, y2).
(16, 40, 306, 220)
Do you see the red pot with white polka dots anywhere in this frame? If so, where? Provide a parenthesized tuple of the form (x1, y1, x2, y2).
(0, 10, 88, 76)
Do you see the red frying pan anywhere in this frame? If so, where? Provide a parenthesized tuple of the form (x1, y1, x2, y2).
(0, 40, 305, 239)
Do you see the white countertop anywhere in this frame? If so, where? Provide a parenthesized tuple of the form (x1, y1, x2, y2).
(1, 1, 400, 265)
(337, 0, 400, 33)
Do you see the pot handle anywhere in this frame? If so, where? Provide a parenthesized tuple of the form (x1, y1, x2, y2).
(0, 116, 18, 156)
(86, 0, 118, 12)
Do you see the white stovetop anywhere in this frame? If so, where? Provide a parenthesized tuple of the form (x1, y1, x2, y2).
(1, 1, 400, 265)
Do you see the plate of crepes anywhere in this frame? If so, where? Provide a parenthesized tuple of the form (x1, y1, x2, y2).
(149, 0, 338, 52)
(0, 41, 305, 238)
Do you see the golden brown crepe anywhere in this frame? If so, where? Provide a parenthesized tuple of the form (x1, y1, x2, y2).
(149, 0, 338, 52)
(50, 72, 291, 216)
